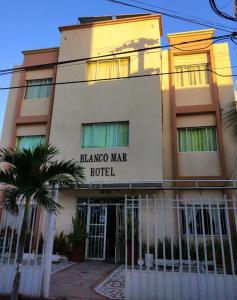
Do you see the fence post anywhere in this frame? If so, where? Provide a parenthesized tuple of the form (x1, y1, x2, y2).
(41, 184, 59, 298)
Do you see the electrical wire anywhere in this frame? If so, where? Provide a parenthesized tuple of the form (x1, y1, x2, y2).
(0, 67, 235, 91)
(107, 0, 235, 33)
(128, 0, 237, 32)
(0, 33, 234, 76)
(209, 0, 237, 22)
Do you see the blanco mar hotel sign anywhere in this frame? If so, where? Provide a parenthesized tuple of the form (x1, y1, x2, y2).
(80, 152, 127, 177)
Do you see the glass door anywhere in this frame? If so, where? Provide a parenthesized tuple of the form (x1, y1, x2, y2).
(86, 205, 107, 260)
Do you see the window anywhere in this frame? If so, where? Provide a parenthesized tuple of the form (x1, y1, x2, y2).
(25, 78, 52, 99)
(181, 205, 227, 235)
(81, 122, 129, 148)
(17, 135, 45, 150)
(175, 64, 209, 87)
(178, 127, 217, 152)
(87, 58, 129, 80)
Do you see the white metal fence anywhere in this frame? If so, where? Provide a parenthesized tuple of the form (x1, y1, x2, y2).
(125, 194, 237, 300)
(0, 203, 53, 297)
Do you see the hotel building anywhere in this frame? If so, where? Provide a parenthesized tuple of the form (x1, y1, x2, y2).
(1, 14, 235, 263)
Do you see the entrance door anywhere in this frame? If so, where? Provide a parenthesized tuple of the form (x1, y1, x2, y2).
(86, 206, 107, 260)
(115, 204, 125, 263)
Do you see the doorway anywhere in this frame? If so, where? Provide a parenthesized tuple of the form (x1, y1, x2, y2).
(77, 198, 125, 263)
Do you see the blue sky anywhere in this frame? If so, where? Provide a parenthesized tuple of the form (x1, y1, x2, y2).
(1, 0, 237, 136)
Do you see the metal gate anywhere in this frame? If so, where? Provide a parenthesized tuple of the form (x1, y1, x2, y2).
(125, 194, 237, 300)
(0, 202, 55, 297)
(86, 205, 107, 260)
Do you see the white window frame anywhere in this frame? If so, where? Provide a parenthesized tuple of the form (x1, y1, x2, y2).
(177, 126, 219, 153)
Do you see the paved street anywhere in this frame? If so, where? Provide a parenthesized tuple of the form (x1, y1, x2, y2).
(50, 261, 116, 300)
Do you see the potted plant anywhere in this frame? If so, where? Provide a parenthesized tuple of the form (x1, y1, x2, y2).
(68, 217, 88, 262)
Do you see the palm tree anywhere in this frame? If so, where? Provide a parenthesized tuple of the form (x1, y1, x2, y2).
(223, 100, 237, 138)
(0, 144, 85, 300)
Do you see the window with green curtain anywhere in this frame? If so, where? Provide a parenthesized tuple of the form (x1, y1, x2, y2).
(17, 135, 46, 150)
(81, 122, 129, 148)
(178, 127, 217, 152)
(25, 78, 52, 99)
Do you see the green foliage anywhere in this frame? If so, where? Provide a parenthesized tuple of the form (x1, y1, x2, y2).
(223, 101, 237, 139)
(53, 231, 70, 256)
(67, 217, 88, 246)
(145, 235, 237, 271)
(0, 144, 85, 215)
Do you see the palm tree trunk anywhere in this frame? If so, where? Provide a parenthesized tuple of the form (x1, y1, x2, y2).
(11, 198, 30, 300)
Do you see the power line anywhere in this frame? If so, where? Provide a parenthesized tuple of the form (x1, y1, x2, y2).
(209, 0, 237, 22)
(0, 67, 236, 91)
(107, 0, 234, 33)
(0, 33, 234, 76)
(128, 0, 237, 32)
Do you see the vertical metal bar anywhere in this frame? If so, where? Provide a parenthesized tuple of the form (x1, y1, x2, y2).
(85, 205, 90, 259)
(131, 196, 134, 269)
(153, 194, 158, 300)
(7, 214, 17, 265)
(33, 205, 42, 296)
(92, 206, 96, 258)
(154, 195, 158, 272)
(184, 200, 191, 273)
(224, 194, 235, 275)
(176, 195, 182, 272)
(139, 194, 142, 271)
(0, 208, 5, 263)
(169, 198, 174, 273)
(176, 194, 183, 300)
(14, 205, 24, 264)
(207, 197, 217, 274)
(161, 194, 166, 272)
(161, 194, 167, 300)
(200, 197, 210, 300)
(138, 195, 142, 300)
(28, 203, 37, 264)
(191, 197, 201, 300)
(146, 194, 150, 270)
(38, 211, 46, 296)
(0, 212, 9, 264)
(169, 197, 175, 300)
(232, 195, 237, 232)
(200, 201, 208, 274)
(125, 194, 128, 270)
(103, 206, 108, 260)
(216, 196, 226, 274)
(192, 197, 200, 272)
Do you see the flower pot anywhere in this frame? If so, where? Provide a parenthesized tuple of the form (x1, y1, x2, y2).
(145, 253, 154, 268)
(71, 240, 85, 262)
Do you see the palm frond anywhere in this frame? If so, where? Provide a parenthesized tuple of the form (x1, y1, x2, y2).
(223, 101, 237, 139)
(31, 144, 59, 163)
(2, 188, 21, 215)
(0, 168, 17, 187)
(33, 187, 62, 213)
(42, 160, 85, 186)
(0, 147, 15, 165)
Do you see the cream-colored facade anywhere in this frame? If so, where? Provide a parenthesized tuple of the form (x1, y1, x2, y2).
(1, 14, 236, 261)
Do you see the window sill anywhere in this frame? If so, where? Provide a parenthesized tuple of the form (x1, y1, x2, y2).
(175, 84, 210, 89)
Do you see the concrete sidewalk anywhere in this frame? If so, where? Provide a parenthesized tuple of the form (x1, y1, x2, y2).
(50, 261, 115, 300)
